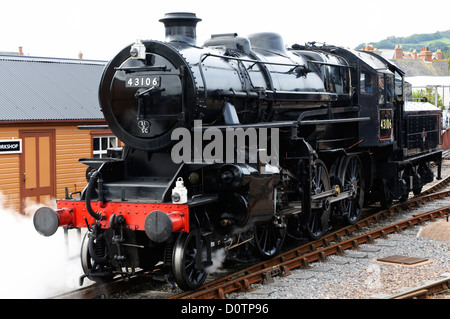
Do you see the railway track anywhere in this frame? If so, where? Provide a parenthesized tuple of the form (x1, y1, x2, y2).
(172, 198, 450, 299)
(52, 169, 450, 299)
(383, 273, 450, 299)
(51, 273, 155, 299)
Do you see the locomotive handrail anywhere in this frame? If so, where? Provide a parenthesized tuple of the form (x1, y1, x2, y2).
(296, 105, 359, 123)
(135, 86, 165, 98)
(200, 52, 305, 68)
(195, 120, 298, 130)
(308, 60, 353, 69)
(201, 52, 353, 70)
(114, 65, 170, 73)
(85, 168, 104, 221)
(299, 117, 370, 125)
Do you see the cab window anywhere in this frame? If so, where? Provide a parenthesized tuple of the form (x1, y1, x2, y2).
(360, 70, 375, 94)
(386, 75, 394, 103)
(378, 74, 385, 104)
(378, 73, 395, 105)
(394, 71, 403, 99)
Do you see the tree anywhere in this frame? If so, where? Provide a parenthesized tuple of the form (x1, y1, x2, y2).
(413, 87, 444, 109)
(441, 48, 450, 70)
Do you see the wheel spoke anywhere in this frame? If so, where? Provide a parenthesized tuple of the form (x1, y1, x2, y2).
(255, 221, 286, 258)
(317, 165, 323, 189)
(340, 155, 364, 224)
(307, 159, 330, 240)
(172, 231, 208, 290)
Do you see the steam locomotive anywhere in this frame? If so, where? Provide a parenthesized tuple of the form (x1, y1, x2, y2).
(33, 12, 442, 290)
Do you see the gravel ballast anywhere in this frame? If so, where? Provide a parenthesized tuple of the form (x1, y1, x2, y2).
(227, 181, 450, 299)
(228, 223, 450, 299)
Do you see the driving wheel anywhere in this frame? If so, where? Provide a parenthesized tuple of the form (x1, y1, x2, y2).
(307, 159, 331, 239)
(338, 155, 364, 224)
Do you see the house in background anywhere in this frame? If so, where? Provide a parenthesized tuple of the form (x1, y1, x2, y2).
(361, 45, 450, 108)
(0, 54, 116, 214)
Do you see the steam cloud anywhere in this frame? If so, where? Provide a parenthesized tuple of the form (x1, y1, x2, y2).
(206, 248, 227, 274)
(0, 192, 87, 298)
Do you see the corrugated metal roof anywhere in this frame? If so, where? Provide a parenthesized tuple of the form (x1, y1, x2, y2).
(0, 55, 106, 121)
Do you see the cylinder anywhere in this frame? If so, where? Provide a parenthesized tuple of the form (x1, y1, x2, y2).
(33, 207, 73, 237)
(144, 210, 187, 243)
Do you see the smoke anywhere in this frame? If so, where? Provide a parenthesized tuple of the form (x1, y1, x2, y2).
(0, 192, 87, 298)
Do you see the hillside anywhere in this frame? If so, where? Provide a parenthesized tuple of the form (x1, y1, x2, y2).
(355, 30, 450, 53)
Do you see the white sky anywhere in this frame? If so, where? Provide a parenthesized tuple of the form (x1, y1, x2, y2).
(2, 0, 450, 61)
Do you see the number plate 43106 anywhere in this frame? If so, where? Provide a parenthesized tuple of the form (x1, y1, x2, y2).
(126, 76, 160, 88)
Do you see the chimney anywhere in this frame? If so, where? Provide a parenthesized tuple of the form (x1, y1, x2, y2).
(78, 51, 83, 59)
(412, 49, 417, 59)
(394, 45, 403, 59)
(18, 46, 23, 56)
(435, 49, 442, 60)
(159, 12, 202, 45)
(419, 46, 432, 62)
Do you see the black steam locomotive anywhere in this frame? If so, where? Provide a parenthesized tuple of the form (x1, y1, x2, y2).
(33, 12, 442, 290)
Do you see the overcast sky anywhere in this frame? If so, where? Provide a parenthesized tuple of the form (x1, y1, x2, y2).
(2, 0, 450, 60)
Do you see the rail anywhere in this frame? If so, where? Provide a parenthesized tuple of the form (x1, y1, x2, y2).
(172, 191, 450, 299)
(384, 274, 450, 299)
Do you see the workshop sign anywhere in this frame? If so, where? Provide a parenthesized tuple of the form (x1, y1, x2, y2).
(0, 139, 22, 154)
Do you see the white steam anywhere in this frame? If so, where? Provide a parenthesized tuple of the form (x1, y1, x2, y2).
(206, 248, 227, 274)
(0, 192, 87, 298)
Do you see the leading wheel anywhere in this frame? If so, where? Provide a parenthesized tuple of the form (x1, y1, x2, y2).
(80, 232, 114, 284)
(172, 230, 208, 290)
(338, 155, 364, 224)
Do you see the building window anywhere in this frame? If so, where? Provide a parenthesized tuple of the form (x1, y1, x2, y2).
(93, 136, 118, 158)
